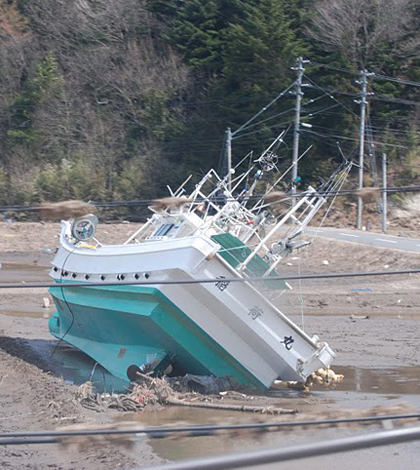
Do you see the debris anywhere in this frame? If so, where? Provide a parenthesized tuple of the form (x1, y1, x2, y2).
(58, 422, 137, 452)
(350, 314, 370, 321)
(384, 264, 390, 269)
(166, 374, 239, 394)
(39, 201, 96, 221)
(286, 381, 309, 392)
(354, 187, 379, 203)
(263, 191, 287, 204)
(42, 297, 51, 309)
(75, 375, 296, 415)
(322, 260, 329, 265)
(305, 368, 345, 387)
(151, 197, 193, 211)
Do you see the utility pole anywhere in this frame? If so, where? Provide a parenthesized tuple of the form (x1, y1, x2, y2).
(291, 57, 309, 199)
(382, 153, 387, 233)
(356, 70, 373, 230)
(226, 127, 232, 192)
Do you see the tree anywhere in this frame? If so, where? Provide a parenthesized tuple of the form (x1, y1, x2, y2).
(308, 0, 420, 69)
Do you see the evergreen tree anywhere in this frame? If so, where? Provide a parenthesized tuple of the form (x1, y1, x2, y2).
(171, 0, 222, 73)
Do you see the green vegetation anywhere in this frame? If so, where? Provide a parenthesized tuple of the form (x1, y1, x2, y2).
(0, 0, 419, 215)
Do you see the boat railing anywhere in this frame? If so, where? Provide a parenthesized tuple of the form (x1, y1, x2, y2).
(236, 187, 325, 276)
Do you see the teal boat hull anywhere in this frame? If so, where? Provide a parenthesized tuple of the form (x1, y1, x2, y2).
(49, 283, 266, 389)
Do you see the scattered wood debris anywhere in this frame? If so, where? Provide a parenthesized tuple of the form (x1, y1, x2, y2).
(39, 200, 95, 220)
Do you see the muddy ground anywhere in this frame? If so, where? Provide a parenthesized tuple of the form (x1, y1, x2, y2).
(0, 221, 420, 469)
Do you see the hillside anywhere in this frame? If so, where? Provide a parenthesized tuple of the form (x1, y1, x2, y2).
(1, 0, 420, 216)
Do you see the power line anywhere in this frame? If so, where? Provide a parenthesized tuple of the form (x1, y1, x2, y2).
(372, 95, 420, 107)
(5, 181, 420, 214)
(373, 73, 420, 88)
(0, 413, 418, 442)
(310, 61, 420, 89)
(303, 75, 360, 119)
(301, 129, 409, 149)
(231, 106, 296, 136)
(1, 268, 420, 291)
(140, 426, 420, 470)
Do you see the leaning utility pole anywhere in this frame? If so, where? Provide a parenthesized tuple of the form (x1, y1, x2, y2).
(356, 70, 373, 230)
(291, 57, 308, 198)
(382, 153, 387, 233)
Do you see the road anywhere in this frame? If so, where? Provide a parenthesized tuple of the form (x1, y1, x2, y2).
(303, 227, 420, 253)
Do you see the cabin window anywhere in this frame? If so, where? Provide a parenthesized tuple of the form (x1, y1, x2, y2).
(153, 223, 175, 237)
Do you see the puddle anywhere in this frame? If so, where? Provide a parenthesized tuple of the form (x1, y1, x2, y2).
(0, 263, 50, 283)
(118, 366, 420, 461)
(325, 366, 420, 395)
(118, 406, 305, 461)
(267, 366, 420, 397)
(2, 264, 420, 464)
(0, 306, 47, 318)
(0, 263, 51, 317)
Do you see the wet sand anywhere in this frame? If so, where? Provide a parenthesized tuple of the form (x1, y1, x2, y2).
(0, 222, 420, 468)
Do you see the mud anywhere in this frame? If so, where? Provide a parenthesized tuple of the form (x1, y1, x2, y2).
(0, 222, 420, 468)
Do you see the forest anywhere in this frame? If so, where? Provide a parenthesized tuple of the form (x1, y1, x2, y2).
(1, 0, 420, 214)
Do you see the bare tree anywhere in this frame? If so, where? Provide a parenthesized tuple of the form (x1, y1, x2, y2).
(308, 0, 420, 67)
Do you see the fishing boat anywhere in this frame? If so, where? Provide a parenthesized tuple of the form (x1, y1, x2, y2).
(48, 138, 352, 390)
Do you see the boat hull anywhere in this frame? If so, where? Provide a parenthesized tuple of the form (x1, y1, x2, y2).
(49, 231, 335, 389)
(49, 283, 265, 388)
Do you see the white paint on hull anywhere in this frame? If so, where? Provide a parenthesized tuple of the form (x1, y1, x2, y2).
(51, 230, 334, 387)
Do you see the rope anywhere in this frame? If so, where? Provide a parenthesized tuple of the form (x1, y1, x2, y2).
(310, 162, 353, 245)
(50, 247, 76, 358)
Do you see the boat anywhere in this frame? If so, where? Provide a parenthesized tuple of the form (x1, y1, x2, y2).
(48, 137, 352, 390)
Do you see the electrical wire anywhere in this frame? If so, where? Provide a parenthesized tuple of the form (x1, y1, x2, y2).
(303, 75, 361, 119)
(1, 268, 420, 291)
(0, 413, 419, 441)
(233, 81, 297, 136)
(5, 182, 420, 214)
(139, 425, 420, 470)
(300, 128, 409, 149)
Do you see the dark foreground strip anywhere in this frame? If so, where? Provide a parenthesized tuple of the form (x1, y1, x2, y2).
(0, 413, 419, 445)
(138, 425, 420, 470)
